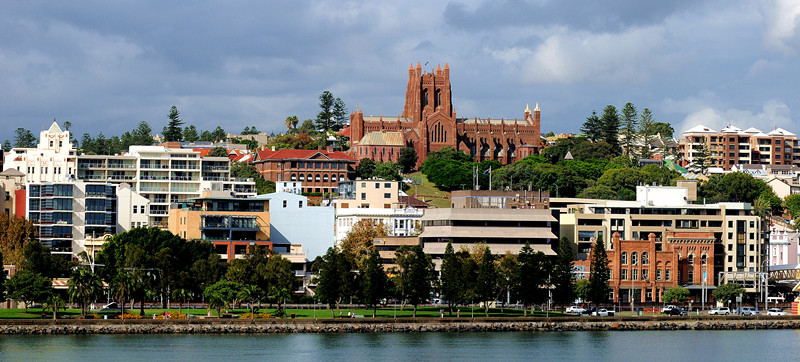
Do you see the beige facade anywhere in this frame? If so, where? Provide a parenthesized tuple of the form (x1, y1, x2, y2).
(420, 208, 557, 270)
(0, 168, 25, 216)
(4, 121, 77, 183)
(373, 236, 421, 270)
(566, 186, 765, 292)
(336, 179, 403, 209)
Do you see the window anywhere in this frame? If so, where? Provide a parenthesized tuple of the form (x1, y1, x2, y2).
(687, 268, 694, 283)
(656, 269, 662, 280)
(384, 193, 391, 198)
(140, 206, 145, 214)
(621, 252, 628, 264)
(133, 206, 137, 214)
(641, 252, 649, 265)
(361, 193, 366, 200)
(687, 254, 694, 265)
(621, 269, 628, 280)
(299, 201, 303, 208)
(666, 269, 671, 280)
(642, 269, 649, 280)
(375, 183, 380, 189)
(701, 254, 707, 265)
(631, 252, 638, 265)
(632, 269, 638, 280)
(283, 200, 287, 208)
(384, 183, 391, 188)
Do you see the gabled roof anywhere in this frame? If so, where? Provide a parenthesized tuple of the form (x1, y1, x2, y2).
(743, 127, 763, 134)
(768, 128, 796, 137)
(337, 126, 351, 137)
(358, 132, 403, 146)
(255, 149, 356, 162)
(720, 125, 743, 133)
(684, 124, 716, 133)
(47, 121, 63, 134)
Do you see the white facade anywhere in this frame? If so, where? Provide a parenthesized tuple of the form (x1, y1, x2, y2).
(251, 192, 334, 259)
(4, 122, 77, 182)
(335, 207, 423, 243)
(636, 185, 688, 207)
(76, 145, 255, 227)
(275, 181, 303, 195)
(116, 183, 151, 230)
(769, 228, 799, 266)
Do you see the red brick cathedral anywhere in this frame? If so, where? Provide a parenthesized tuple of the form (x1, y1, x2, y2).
(348, 63, 541, 166)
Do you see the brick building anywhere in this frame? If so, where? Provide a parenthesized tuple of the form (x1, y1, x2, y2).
(578, 232, 715, 304)
(349, 63, 541, 166)
(252, 149, 356, 194)
(679, 124, 800, 170)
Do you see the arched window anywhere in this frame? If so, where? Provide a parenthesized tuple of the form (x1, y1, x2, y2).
(315, 174, 320, 182)
(701, 254, 707, 265)
(323, 174, 329, 182)
(687, 254, 694, 265)
(339, 175, 345, 181)
(290, 173, 296, 181)
(621, 252, 628, 265)
(299, 174, 305, 181)
(641, 252, 649, 265)
(307, 174, 313, 183)
(631, 252, 638, 265)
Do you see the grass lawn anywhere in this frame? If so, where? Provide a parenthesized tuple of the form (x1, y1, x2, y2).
(405, 172, 450, 208)
(0, 306, 573, 320)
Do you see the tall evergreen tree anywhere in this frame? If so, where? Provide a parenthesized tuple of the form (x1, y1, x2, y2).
(475, 246, 497, 317)
(14, 128, 36, 148)
(163, 105, 184, 142)
(690, 138, 710, 175)
(620, 103, 638, 158)
(315, 91, 346, 132)
(439, 242, 464, 315)
(332, 97, 347, 130)
(551, 237, 575, 305)
(2, 140, 10, 152)
(395, 244, 434, 317)
(588, 237, 611, 308)
(183, 125, 199, 142)
(517, 242, 548, 316)
(638, 108, 655, 159)
(581, 111, 602, 142)
(361, 248, 389, 317)
(599, 105, 621, 153)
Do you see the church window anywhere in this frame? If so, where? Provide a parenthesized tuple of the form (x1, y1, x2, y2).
(422, 90, 429, 107)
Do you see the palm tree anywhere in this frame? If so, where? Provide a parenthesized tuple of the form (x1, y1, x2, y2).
(237, 285, 262, 320)
(172, 289, 192, 315)
(269, 287, 292, 317)
(112, 273, 136, 318)
(43, 292, 64, 320)
(285, 116, 299, 132)
(67, 268, 103, 316)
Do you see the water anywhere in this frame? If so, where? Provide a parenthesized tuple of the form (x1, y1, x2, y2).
(1, 330, 799, 361)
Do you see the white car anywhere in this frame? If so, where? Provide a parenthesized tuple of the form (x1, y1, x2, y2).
(709, 307, 730, 315)
(767, 308, 787, 316)
(566, 306, 586, 314)
(738, 307, 761, 316)
(661, 305, 678, 313)
(592, 308, 615, 317)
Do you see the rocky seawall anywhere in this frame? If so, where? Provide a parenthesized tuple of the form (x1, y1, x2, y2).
(3, 317, 800, 334)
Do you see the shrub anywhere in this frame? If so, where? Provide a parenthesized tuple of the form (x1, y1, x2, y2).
(114, 312, 143, 319)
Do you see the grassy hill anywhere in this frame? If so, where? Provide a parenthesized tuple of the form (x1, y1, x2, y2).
(405, 172, 450, 208)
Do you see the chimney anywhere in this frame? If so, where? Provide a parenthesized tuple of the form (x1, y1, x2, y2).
(326, 146, 334, 153)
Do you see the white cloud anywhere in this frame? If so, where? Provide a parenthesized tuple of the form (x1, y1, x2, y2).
(518, 26, 669, 84)
(761, 0, 800, 54)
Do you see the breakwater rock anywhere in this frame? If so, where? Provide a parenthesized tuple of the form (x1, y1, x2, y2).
(2, 317, 800, 335)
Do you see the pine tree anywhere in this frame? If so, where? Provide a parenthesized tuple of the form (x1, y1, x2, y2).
(581, 111, 602, 142)
(476, 246, 497, 317)
(620, 103, 638, 158)
(183, 125, 199, 142)
(690, 137, 710, 175)
(163, 105, 184, 142)
(599, 105, 621, 153)
(638, 108, 655, 159)
(395, 244, 434, 317)
(551, 237, 575, 306)
(517, 242, 548, 316)
(440, 242, 463, 315)
(361, 248, 389, 317)
(588, 237, 611, 308)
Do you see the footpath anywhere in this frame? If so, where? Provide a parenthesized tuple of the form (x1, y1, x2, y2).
(2, 316, 800, 334)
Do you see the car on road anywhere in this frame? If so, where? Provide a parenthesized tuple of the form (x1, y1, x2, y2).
(661, 305, 678, 314)
(738, 307, 761, 316)
(709, 307, 730, 315)
(767, 308, 787, 316)
(666, 307, 688, 316)
(592, 308, 615, 317)
(566, 306, 586, 314)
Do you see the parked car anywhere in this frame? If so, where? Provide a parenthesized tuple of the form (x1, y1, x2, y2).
(592, 308, 615, 317)
(100, 302, 120, 311)
(661, 305, 678, 314)
(767, 308, 787, 316)
(709, 307, 730, 315)
(738, 307, 761, 316)
(666, 307, 688, 316)
(566, 306, 587, 314)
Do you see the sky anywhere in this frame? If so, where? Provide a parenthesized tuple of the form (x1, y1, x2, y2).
(3, 0, 800, 141)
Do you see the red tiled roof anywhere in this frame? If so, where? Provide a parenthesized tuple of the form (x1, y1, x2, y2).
(338, 126, 351, 137)
(399, 195, 430, 208)
(255, 149, 356, 162)
(193, 149, 212, 157)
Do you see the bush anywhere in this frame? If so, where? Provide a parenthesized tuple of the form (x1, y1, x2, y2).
(114, 312, 143, 319)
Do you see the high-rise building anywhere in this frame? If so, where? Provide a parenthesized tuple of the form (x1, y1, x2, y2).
(679, 124, 800, 170)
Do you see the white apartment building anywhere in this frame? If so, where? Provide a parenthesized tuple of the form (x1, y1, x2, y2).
(4, 122, 77, 182)
(76, 145, 255, 227)
(334, 179, 423, 243)
(679, 124, 800, 170)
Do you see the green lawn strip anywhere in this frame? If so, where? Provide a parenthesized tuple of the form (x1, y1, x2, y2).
(405, 172, 451, 208)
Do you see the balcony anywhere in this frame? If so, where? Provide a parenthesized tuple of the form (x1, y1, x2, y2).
(202, 165, 230, 171)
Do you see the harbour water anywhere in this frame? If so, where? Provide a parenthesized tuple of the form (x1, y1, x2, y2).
(1, 330, 799, 361)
